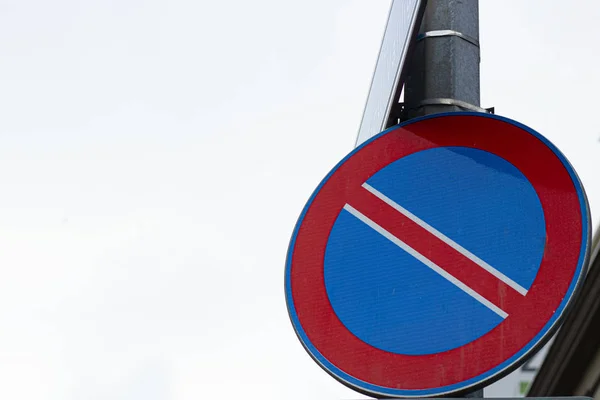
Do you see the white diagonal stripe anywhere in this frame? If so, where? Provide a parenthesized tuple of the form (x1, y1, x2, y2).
(343, 204, 508, 319)
(362, 182, 528, 296)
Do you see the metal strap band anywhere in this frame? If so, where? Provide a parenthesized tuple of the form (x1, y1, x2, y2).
(417, 98, 491, 113)
(417, 29, 480, 47)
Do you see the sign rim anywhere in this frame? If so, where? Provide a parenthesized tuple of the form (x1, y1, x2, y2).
(285, 112, 591, 398)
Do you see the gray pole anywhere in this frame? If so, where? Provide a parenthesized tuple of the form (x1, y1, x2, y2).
(403, 0, 484, 397)
(403, 0, 481, 118)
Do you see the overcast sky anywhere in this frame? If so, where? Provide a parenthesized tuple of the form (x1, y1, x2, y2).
(0, 1, 598, 399)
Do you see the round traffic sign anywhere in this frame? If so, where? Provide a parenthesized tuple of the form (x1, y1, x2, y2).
(285, 112, 590, 398)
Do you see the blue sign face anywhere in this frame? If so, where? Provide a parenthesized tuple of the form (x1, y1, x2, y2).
(324, 147, 545, 355)
(285, 113, 590, 398)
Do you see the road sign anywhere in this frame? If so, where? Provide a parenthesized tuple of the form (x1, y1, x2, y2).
(355, 0, 427, 146)
(285, 113, 590, 398)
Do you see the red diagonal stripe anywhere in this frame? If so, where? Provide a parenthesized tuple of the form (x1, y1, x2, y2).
(346, 186, 524, 316)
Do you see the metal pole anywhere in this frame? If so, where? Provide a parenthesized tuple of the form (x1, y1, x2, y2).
(404, 0, 481, 118)
(403, 0, 484, 396)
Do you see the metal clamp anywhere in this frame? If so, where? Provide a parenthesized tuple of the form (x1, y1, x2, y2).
(417, 29, 479, 47)
(397, 99, 494, 121)
(417, 98, 492, 113)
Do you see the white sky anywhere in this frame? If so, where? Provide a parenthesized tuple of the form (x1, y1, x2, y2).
(0, 1, 598, 399)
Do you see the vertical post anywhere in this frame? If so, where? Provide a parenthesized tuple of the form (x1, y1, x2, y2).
(403, 0, 483, 397)
(404, 0, 480, 118)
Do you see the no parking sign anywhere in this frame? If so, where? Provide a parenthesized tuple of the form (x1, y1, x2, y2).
(285, 113, 590, 397)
